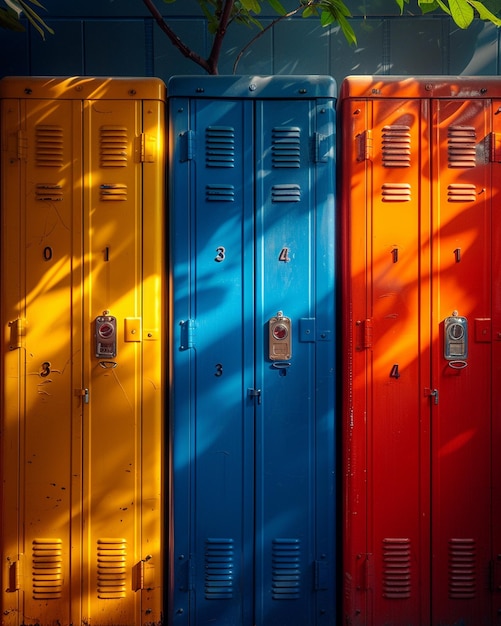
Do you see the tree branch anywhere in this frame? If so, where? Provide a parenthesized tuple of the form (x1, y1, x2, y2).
(206, 0, 235, 75)
(232, 1, 314, 74)
(142, 0, 211, 73)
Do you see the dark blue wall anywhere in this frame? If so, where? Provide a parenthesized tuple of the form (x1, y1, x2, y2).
(0, 0, 499, 84)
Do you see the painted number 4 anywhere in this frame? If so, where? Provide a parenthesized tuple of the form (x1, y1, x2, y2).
(279, 247, 290, 263)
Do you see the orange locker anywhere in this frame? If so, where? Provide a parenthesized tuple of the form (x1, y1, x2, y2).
(340, 76, 501, 625)
(0, 77, 165, 625)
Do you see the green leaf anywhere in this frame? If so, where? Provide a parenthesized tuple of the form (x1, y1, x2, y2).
(320, 9, 335, 25)
(302, 5, 319, 17)
(418, 0, 441, 14)
(0, 6, 25, 30)
(469, 0, 501, 25)
(447, 0, 474, 27)
(240, 0, 261, 13)
(266, 0, 287, 15)
(337, 12, 357, 44)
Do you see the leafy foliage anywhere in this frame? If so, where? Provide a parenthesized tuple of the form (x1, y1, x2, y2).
(0, 0, 54, 38)
(146, 0, 499, 73)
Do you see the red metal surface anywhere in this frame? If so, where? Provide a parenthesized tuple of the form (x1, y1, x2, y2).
(341, 76, 501, 626)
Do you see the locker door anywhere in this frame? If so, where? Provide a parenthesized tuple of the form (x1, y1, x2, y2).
(254, 98, 336, 625)
(1, 96, 83, 626)
(169, 81, 336, 626)
(492, 98, 501, 626)
(1, 78, 165, 626)
(431, 98, 493, 625)
(342, 96, 432, 625)
(170, 96, 256, 625)
(82, 96, 164, 626)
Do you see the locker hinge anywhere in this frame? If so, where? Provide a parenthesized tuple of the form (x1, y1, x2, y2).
(491, 556, 501, 592)
(357, 129, 373, 161)
(8, 318, 26, 350)
(179, 319, 195, 350)
(7, 557, 21, 592)
(17, 129, 27, 160)
(314, 132, 329, 163)
(132, 555, 152, 592)
(489, 132, 501, 162)
(356, 318, 373, 350)
(314, 559, 329, 590)
(138, 133, 156, 163)
(362, 553, 373, 591)
(180, 130, 195, 162)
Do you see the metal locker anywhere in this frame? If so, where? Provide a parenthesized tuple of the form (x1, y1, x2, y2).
(168, 75, 337, 626)
(0, 76, 165, 626)
(340, 75, 501, 626)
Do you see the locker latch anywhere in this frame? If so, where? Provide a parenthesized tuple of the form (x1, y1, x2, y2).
(75, 388, 89, 404)
(424, 388, 439, 405)
(248, 388, 262, 405)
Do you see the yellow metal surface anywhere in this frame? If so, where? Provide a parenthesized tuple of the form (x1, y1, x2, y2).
(1, 77, 165, 626)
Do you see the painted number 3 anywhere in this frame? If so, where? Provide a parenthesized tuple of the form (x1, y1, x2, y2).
(215, 246, 226, 263)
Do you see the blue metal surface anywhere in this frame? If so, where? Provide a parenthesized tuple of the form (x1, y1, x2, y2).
(169, 76, 337, 625)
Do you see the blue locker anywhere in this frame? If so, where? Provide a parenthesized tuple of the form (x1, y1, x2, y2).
(168, 75, 337, 626)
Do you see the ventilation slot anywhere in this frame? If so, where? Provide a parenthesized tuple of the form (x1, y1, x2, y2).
(272, 538, 301, 600)
(32, 538, 63, 600)
(100, 183, 128, 201)
(97, 538, 127, 599)
(447, 183, 477, 202)
(382, 125, 411, 167)
(272, 127, 301, 168)
(206, 126, 235, 168)
(35, 184, 63, 202)
(382, 183, 411, 202)
(448, 126, 477, 168)
(449, 538, 476, 599)
(206, 184, 235, 202)
(205, 538, 235, 600)
(382, 538, 411, 599)
(272, 184, 301, 203)
(36, 126, 64, 168)
(100, 126, 128, 167)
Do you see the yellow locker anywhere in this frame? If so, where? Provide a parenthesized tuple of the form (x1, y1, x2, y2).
(0, 77, 165, 626)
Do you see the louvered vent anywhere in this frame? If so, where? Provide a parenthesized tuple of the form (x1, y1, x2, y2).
(36, 184, 63, 201)
(449, 538, 476, 599)
(36, 126, 64, 168)
(272, 538, 301, 600)
(447, 183, 477, 202)
(206, 184, 235, 202)
(382, 538, 411, 599)
(448, 126, 477, 167)
(206, 126, 235, 168)
(382, 183, 411, 202)
(272, 184, 301, 203)
(204, 538, 235, 600)
(32, 538, 63, 600)
(100, 183, 128, 201)
(382, 125, 411, 167)
(97, 538, 127, 599)
(272, 127, 301, 168)
(100, 126, 128, 167)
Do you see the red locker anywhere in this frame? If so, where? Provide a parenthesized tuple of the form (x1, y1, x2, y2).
(341, 76, 501, 626)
